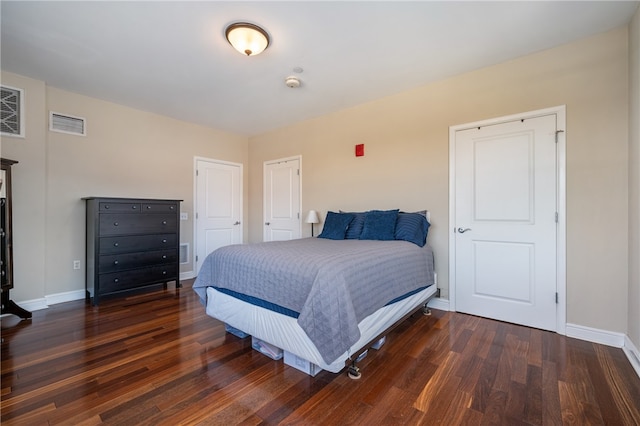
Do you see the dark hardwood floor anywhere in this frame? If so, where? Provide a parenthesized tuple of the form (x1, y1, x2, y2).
(2, 280, 639, 425)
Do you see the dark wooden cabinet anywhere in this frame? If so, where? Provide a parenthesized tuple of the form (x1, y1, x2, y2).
(1, 158, 31, 319)
(84, 197, 182, 305)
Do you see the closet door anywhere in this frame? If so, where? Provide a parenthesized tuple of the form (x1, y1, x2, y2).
(263, 156, 301, 242)
(450, 110, 563, 332)
(195, 158, 242, 275)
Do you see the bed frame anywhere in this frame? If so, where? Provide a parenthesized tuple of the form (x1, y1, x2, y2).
(345, 292, 435, 379)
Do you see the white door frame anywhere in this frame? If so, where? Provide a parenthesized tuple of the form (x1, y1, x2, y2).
(193, 156, 243, 274)
(448, 105, 566, 334)
(263, 155, 302, 241)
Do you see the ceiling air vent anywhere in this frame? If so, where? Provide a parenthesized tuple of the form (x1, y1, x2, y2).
(50, 112, 86, 136)
(1, 85, 25, 137)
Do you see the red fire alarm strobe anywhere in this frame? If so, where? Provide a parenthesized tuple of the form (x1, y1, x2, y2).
(355, 144, 364, 157)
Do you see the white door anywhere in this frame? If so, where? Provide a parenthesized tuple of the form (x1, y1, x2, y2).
(264, 157, 301, 241)
(453, 113, 559, 331)
(195, 158, 242, 275)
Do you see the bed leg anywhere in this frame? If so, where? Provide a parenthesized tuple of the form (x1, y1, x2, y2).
(348, 362, 361, 380)
(422, 304, 432, 316)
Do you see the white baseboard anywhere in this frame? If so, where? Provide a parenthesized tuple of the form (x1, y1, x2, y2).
(180, 271, 196, 281)
(46, 290, 86, 306)
(565, 323, 626, 347)
(9, 297, 49, 312)
(427, 297, 450, 311)
(624, 335, 640, 379)
(12, 290, 86, 313)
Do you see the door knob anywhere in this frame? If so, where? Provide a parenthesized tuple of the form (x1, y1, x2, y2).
(457, 227, 472, 233)
(265, 222, 270, 226)
(233, 221, 241, 225)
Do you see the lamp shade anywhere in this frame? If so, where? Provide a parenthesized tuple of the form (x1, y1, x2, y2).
(305, 210, 320, 224)
(225, 22, 270, 56)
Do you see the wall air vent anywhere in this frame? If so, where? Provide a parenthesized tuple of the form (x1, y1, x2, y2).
(50, 112, 86, 136)
(180, 243, 189, 264)
(1, 85, 25, 137)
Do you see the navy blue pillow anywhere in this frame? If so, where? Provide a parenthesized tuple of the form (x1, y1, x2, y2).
(395, 212, 430, 247)
(359, 209, 399, 241)
(342, 211, 365, 239)
(318, 211, 355, 240)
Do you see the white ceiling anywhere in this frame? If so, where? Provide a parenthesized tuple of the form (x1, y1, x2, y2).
(2, 1, 638, 137)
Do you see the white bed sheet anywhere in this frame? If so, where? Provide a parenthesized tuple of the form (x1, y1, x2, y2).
(205, 284, 437, 373)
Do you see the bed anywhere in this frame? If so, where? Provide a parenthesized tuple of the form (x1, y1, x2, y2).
(193, 209, 435, 376)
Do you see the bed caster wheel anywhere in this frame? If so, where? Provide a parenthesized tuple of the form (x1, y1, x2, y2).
(422, 306, 432, 316)
(348, 365, 361, 380)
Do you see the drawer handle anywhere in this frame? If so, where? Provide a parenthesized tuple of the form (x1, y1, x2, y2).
(146, 205, 151, 209)
(170, 206, 175, 210)
(114, 260, 119, 265)
(114, 242, 119, 247)
(162, 239, 167, 243)
(162, 255, 167, 259)
(114, 278, 119, 283)
(162, 221, 167, 225)
(114, 222, 119, 226)
(162, 270, 167, 275)
(105, 205, 110, 209)
(132, 205, 137, 210)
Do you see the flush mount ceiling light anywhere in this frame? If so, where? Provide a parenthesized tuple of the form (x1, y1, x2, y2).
(225, 22, 270, 56)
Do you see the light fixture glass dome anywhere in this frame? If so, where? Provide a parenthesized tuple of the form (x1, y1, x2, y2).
(225, 22, 270, 56)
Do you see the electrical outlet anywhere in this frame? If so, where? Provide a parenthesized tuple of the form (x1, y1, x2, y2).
(180, 212, 188, 220)
(73, 260, 81, 270)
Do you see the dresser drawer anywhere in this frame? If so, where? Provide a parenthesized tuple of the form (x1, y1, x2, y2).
(99, 234, 177, 254)
(99, 249, 177, 273)
(141, 202, 178, 213)
(98, 265, 178, 294)
(99, 213, 177, 236)
(100, 202, 141, 212)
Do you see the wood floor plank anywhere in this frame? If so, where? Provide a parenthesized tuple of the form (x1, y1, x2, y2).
(503, 380, 527, 423)
(413, 350, 460, 413)
(524, 364, 543, 425)
(594, 344, 640, 425)
(2, 281, 640, 425)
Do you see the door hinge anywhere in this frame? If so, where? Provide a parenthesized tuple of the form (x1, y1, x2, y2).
(555, 212, 558, 223)
(297, 169, 300, 176)
(196, 255, 199, 262)
(555, 292, 559, 303)
(297, 212, 300, 219)
(196, 212, 198, 219)
(196, 169, 199, 176)
(555, 130, 564, 143)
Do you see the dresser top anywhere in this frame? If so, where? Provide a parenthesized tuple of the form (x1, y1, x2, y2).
(82, 197, 183, 202)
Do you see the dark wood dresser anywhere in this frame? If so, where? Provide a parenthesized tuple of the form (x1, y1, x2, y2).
(84, 197, 182, 305)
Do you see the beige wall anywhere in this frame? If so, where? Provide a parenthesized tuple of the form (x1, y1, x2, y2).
(0, 73, 47, 303)
(629, 7, 640, 350)
(249, 28, 630, 333)
(1, 71, 248, 301)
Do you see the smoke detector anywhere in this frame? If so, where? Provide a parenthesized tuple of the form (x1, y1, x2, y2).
(285, 76, 301, 88)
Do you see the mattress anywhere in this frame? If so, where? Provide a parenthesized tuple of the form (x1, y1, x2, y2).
(206, 283, 437, 373)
